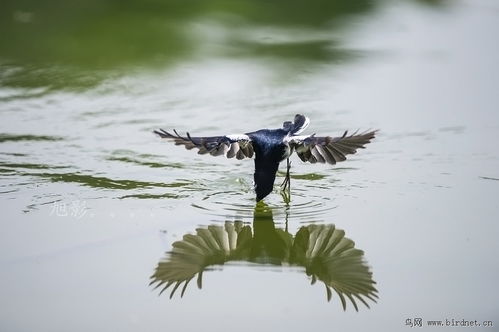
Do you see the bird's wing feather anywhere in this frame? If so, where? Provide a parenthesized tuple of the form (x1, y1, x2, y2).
(154, 129, 254, 159)
(286, 130, 377, 164)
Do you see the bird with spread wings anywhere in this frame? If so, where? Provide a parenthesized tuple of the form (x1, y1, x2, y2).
(154, 114, 376, 201)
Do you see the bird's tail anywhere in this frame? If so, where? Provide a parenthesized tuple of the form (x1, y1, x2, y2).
(285, 114, 310, 135)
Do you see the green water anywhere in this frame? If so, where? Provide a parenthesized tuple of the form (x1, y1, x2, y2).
(1, 0, 499, 331)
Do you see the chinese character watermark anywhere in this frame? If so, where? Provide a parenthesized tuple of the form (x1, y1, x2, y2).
(50, 200, 87, 219)
(406, 318, 423, 328)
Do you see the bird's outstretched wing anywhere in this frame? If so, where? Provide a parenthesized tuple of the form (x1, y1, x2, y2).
(287, 130, 377, 164)
(154, 129, 254, 159)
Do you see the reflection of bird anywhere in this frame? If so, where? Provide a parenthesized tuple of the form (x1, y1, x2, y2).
(150, 204, 378, 310)
(154, 114, 376, 201)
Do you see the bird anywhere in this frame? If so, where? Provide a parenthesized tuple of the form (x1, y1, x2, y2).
(154, 114, 376, 201)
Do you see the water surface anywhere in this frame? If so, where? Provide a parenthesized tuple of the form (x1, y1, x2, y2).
(1, 0, 499, 331)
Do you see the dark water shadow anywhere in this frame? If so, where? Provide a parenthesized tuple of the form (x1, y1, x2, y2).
(0, 133, 63, 143)
(150, 202, 377, 311)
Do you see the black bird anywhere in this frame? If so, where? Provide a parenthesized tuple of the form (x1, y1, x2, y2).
(154, 114, 376, 201)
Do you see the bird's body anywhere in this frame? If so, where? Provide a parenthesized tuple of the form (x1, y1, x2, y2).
(154, 114, 376, 201)
(248, 129, 289, 201)
(248, 129, 289, 160)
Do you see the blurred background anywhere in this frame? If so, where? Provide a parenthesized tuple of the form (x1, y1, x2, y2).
(1, 0, 499, 331)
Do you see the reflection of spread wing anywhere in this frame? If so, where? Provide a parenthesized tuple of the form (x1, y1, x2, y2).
(291, 224, 378, 311)
(154, 129, 254, 159)
(287, 130, 377, 164)
(149, 223, 253, 298)
(151, 221, 377, 311)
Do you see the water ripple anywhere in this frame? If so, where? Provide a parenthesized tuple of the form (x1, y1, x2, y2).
(191, 194, 337, 223)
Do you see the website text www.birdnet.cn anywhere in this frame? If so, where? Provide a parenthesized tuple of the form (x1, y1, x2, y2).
(405, 318, 494, 328)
